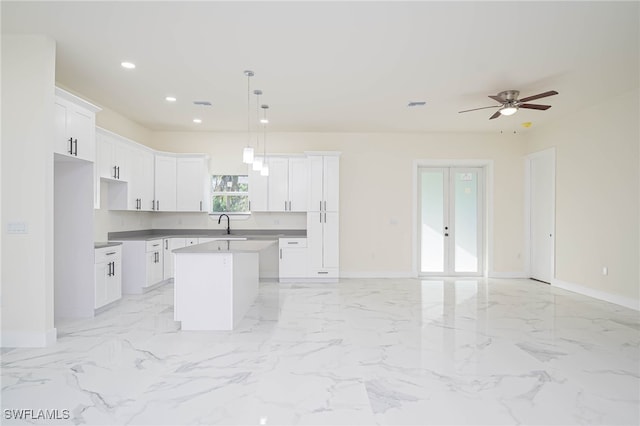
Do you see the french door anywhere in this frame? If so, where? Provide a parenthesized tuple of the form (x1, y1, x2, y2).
(419, 167, 484, 276)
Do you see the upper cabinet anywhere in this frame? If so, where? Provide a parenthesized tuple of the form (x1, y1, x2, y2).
(252, 155, 309, 212)
(308, 153, 339, 212)
(54, 87, 100, 162)
(129, 145, 155, 211)
(154, 154, 177, 212)
(176, 156, 210, 212)
(97, 129, 130, 182)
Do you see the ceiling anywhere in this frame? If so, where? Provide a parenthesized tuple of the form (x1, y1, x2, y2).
(2, 1, 638, 134)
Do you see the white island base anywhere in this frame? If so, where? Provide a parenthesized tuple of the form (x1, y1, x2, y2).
(173, 240, 273, 330)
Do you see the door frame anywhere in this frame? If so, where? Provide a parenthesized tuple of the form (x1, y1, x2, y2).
(412, 159, 493, 277)
(524, 148, 556, 281)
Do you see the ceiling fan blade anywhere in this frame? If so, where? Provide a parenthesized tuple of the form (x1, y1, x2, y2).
(489, 110, 501, 120)
(519, 90, 558, 103)
(520, 103, 552, 110)
(488, 95, 504, 103)
(458, 105, 501, 113)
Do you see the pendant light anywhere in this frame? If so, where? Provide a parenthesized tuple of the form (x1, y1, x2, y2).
(252, 89, 263, 171)
(242, 70, 255, 164)
(260, 104, 269, 176)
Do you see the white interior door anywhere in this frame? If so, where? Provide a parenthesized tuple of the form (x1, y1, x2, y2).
(419, 167, 483, 276)
(529, 150, 555, 283)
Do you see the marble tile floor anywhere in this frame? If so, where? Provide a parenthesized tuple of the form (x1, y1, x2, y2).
(1, 278, 639, 426)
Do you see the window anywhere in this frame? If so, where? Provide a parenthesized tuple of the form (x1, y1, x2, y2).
(210, 175, 249, 213)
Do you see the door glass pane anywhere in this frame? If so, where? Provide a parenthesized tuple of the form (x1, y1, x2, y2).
(454, 171, 478, 272)
(420, 170, 444, 273)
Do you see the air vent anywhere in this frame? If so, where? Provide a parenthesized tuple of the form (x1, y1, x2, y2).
(193, 101, 212, 106)
(407, 101, 426, 107)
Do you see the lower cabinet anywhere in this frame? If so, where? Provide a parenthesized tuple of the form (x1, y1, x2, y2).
(279, 238, 308, 281)
(95, 245, 122, 309)
(116, 239, 167, 294)
(163, 238, 186, 280)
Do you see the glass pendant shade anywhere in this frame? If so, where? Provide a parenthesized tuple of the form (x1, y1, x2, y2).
(260, 164, 269, 176)
(252, 157, 263, 171)
(243, 146, 254, 164)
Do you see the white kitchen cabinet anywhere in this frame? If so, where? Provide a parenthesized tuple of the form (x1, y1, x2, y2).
(288, 157, 309, 211)
(176, 156, 209, 212)
(267, 157, 289, 211)
(96, 129, 131, 182)
(163, 238, 186, 280)
(154, 154, 177, 211)
(307, 211, 339, 279)
(308, 154, 339, 212)
(279, 238, 308, 281)
(249, 157, 268, 211)
(307, 153, 340, 280)
(129, 146, 155, 211)
(116, 239, 167, 294)
(54, 88, 100, 162)
(94, 245, 122, 309)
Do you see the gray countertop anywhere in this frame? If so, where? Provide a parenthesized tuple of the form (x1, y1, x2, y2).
(173, 239, 276, 254)
(108, 229, 306, 241)
(94, 241, 123, 249)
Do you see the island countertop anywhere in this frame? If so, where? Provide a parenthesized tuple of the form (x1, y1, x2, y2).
(173, 239, 275, 254)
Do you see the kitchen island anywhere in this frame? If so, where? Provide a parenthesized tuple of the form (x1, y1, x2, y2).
(173, 239, 275, 331)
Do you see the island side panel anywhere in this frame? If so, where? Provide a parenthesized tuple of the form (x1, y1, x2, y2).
(232, 252, 260, 328)
(175, 252, 234, 330)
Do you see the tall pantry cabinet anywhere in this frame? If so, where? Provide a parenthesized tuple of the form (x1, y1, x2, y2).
(306, 153, 340, 280)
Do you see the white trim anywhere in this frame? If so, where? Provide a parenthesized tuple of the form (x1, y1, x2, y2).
(489, 271, 529, 279)
(412, 159, 494, 278)
(339, 271, 417, 279)
(1, 328, 57, 348)
(552, 279, 640, 311)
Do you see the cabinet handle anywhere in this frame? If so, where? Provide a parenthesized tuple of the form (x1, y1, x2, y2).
(165, 240, 168, 250)
(106, 251, 116, 256)
(138, 199, 141, 210)
(200, 201, 202, 211)
(151, 200, 155, 210)
(112, 262, 116, 277)
(113, 165, 118, 179)
(289, 201, 292, 211)
(68, 137, 73, 154)
(318, 271, 329, 275)
(279, 248, 282, 259)
(324, 201, 327, 211)
(319, 212, 322, 223)
(156, 200, 159, 211)
(319, 201, 322, 211)
(152, 243, 160, 247)
(287, 242, 298, 245)
(73, 138, 78, 156)
(285, 201, 287, 211)
(117, 166, 120, 180)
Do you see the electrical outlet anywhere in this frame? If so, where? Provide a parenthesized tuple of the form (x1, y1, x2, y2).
(7, 222, 28, 234)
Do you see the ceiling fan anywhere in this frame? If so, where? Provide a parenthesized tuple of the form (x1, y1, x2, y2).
(459, 90, 558, 119)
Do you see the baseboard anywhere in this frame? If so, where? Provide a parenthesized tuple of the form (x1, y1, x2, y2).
(1, 328, 57, 348)
(552, 278, 640, 311)
(488, 271, 529, 279)
(339, 271, 417, 279)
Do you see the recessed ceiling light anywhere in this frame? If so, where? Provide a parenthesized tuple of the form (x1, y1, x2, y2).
(120, 62, 136, 69)
(193, 118, 202, 124)
(165, 96, 177, 102)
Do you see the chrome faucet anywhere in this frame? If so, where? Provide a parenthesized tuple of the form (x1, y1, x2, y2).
(218, 214, 231, 235)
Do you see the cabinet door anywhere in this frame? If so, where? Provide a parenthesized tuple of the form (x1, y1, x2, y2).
(113, 141, 130, 181)
(308, 156, 324, 211)
(268, 157, 289, 211)
(163, 238, 186, 279)
(94, 262, 108, 309)
(68, 106, 95, 162)
(248, 160, 268, 212)
(145, 251, 164, 287)
(280, 248, 308, 279)
(323, 156, 340, 211)
(154, 155, 177, 211)
(54, 101, 72, 157)
(307, 211, 323, 270)
(323, 212, 340, 268)
(96, 133, 115, 179)
(106, 259, 122, 304)
(288, 157, 308, 212)
(129, 147, 154, 211)
(176, 157, 206, 212)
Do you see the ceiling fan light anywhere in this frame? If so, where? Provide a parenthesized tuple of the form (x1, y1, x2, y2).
(500, 106, 518, 116)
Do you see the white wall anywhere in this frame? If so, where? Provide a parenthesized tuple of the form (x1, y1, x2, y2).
(526, 89, 640, 306)
(149, 131, 527, 276)
(1, 35, 57, 346)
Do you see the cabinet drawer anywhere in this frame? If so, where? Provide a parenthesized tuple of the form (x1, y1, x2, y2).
(279, 238, 307, 249)
(146, 239, 163, 252)
(95, 246, 122, 264)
